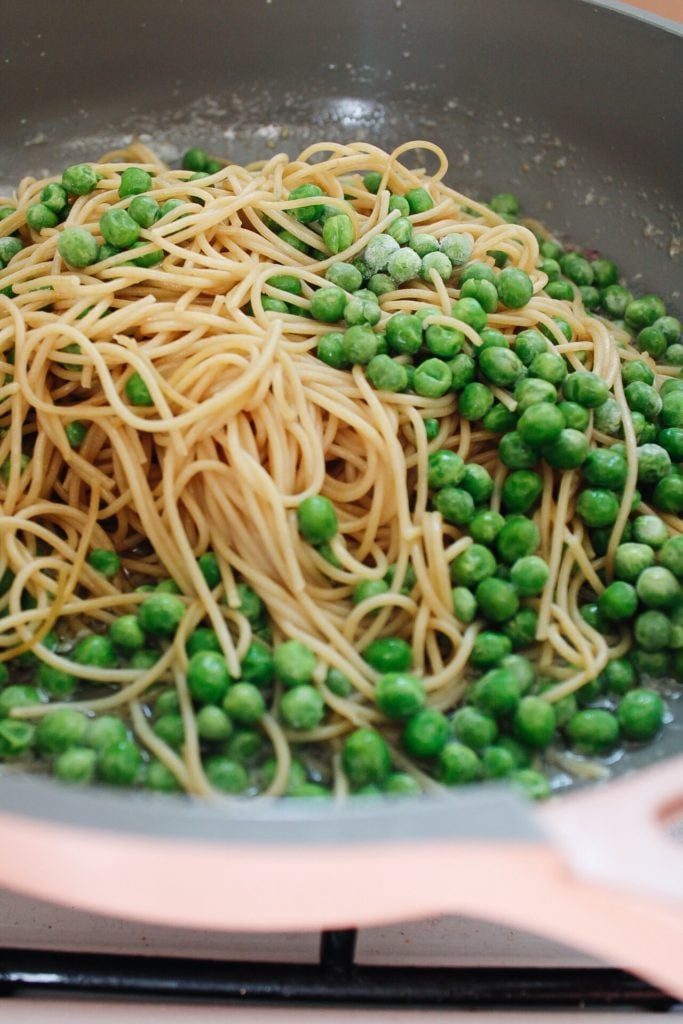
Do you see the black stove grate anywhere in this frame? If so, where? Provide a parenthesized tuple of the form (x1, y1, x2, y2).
(0, 930, 680, 1009)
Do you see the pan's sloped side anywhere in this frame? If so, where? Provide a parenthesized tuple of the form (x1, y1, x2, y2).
(1, 0, 681, 303)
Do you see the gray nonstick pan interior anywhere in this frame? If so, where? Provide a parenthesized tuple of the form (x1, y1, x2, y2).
(0, 0, 681, 827)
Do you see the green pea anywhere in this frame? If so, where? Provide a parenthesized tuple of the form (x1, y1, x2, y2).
(509, 555, 549, 597)
(582, 448, 628, 490)
(473, 668, 520, 717)
(99, 208, 141, 249)
(622, 359, 655, 386)
(315, 331, 348, 370)
(182, 148, 209, 172)
(566, 708, 619, 755)
(373, 672, 425, 719)
(460, 464, 494, 504)
(33, 660, 75, 698)
(458, 382, 494, 421)
(490, 192, 520, 216)
(405, 187, 433, 214)
(452, 706, 498, 750)
(138, 593, 185, 636)
(659, 535, 683, 579)
(360, 638, 411, 676)
(481, 745, 516, 779)
(617, 688, 664, 741)
(452, 586, 478, 623)
(288, 183, 325, 223)
(420, 251, 453, 283)
(129, 649, 159, 670)
(152, 712, 184, 749)
(413, 357, 451, 397)
(632, 515, 669, 548)
(0, 236, 23, 265)
(649, 474, 682, 514)
(496, 515, 540, 563)
(365, 233, 400, 273)
(513, 696, 556, 748)
(440, 232, 474, 266)
(529, 351, 568, 385)
(0, 685, 44, 718)
(517, 404, 565, 448)
(343, 324, 379, 365)
(478, 346, 524, 388)
(72, 634, 117, 668)
(514, 376, 557, 410)
(661, 390, 683, 429)
(560, 253, 594, 286)
(580, 286, 601, 310)
(563, 371, 609, 408)
(97, 739, 141, 786)
(0, 718, 34, 760)
(185, 650, 230, 704)
(576, 489, 620, 528)
(223, 682, 266, 725)
(634, 609, 671, 651)
(344, 295, 381, 327)
(452, 297, 487, 332)
(61, 163, 97, 196)
(118, 167, 152, 199)
(203, 756, 247, 793)
(475, 577, 519, 624)
(448, 353, 476, 391)
(514, 329, 548, 367)
(409, 233, 439, 258)
(324, 264, 360, 294)
(385, 216, 412, 246)
(540, 317, 573, 342)
(511, 768, 550, 800)
(296, 494, 338, 545)
(602, 657, 637, 695)
(479, 327, 509, 350)
(597, 580, 638, 622)
(26, 203, 59, 231)
(123, 371, 153, 407)
(625, 381, 662, 420)
(625, 295, 666, 331)
(364, 354, 405, 393)
(434, 486, 475, 527)
(87, 548, 120, 578)
(381, 316, 419, 358)
(359, 170, 382, 194)
(496, 267, 533, 309)
(498, 431, 539, 470)
(57, 227, 98, 268)
(636, 566, 679, 609)
(343, 727, 391, 787)
(657, 427, 683, 462)
(86, 715, 128, 751)
(310, 286, 345, 323)
(450, 544, 496, 587)
(500, 655, 535, 695)
(107, 614, 144, 652)
(469, 509, 505, 546)
(321, 213, 353, 254)
(271, 639, 315, 688)
(469, 631, 512, 667)
(610, 544, 655, 585)
(438, 743, 482, 785)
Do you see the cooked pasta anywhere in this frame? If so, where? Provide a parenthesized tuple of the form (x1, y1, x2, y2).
(0, 140, 680, 798)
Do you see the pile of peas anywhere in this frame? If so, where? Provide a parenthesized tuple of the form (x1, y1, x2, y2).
(1, 155, 681, 801)
(0, 153, 231, 296)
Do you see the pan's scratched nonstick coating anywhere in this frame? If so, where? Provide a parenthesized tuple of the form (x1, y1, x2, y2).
(0, 0, 680, 799)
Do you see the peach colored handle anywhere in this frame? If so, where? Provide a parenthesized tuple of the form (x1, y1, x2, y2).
(0, 804, 682, 999)
(538, 753, 683, 906)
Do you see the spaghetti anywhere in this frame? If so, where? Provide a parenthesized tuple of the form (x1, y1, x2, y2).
(0, 140, 680, 798)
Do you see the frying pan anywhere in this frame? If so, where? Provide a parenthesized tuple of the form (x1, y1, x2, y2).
(0, 0, 682, 998)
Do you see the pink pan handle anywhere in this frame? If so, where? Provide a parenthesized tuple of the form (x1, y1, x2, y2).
(0, 758, 681, 998)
